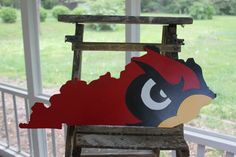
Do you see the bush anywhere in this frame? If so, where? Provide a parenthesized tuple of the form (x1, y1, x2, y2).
(52, 5, 70, 19)
(190, 2, 215, 20)
(167, 0, 194, 14)
(212, 0, 236, 15)
(141, 0, 161, 13)
(0, 0, 13, 7)
(0, 7, 17, 23)
(87, 0, 124, 31)
(0, 0, 20, 8)
(41, 0, 58, 10)
(73, 7, 86, 15)
(40, 7, 47, 22)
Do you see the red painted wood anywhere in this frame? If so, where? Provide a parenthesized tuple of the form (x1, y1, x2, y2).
(19, 47, 215, 129)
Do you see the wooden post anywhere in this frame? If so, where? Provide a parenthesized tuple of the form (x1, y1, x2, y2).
(162, 25, 189, 157)
(71, 23, 84, 79)
(65, 23, 84, 157)
(161, 24, 179, 59)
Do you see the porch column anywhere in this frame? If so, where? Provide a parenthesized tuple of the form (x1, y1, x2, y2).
(125, 0, 141, 64)
(20, 0, 48, 157)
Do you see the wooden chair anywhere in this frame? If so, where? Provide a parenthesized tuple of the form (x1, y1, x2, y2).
(58, 15, 193, 157)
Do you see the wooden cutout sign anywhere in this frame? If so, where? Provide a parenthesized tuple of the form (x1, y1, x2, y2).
(19, 47, 216, 129)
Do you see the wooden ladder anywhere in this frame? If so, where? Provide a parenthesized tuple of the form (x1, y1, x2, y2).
(58, 15, 193, 157)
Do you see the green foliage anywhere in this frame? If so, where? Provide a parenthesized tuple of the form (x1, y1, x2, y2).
(141, 0, 160, 13)
(164, 0, 216, 20)
(41, 0, 59, 10)
(0, 7, 17, 23)
(190, 2, 215, 20)
(52, 5, 70, 19)
(167, 0, 195, 14)
(212, 0, 236, 15)
(87, 0, 124, 31)
(72, 7, 86, 15)
(0, 0, 13, 7)
(0, 0, 20, 8)
(40, 7, 47, 22)
(141, 0, 236, 15)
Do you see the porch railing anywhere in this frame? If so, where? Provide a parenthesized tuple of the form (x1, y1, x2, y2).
(0, 84, 235, 157)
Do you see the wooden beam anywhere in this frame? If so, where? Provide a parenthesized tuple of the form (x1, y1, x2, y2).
(125, 0, 141, 64)
(58, 15, 193, 25)
(71, 42, 181, 52)
(76, 134, 187, 150)
(76, 125, 183, 136)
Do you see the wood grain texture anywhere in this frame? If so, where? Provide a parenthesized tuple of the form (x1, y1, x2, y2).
(76, 125, 183, 136)
(58, 15, 193, 25)
(80, 150, 154, 157)
(76, 134, 187, 150)
(70, 42, 181, 52)
(161, 25, 179, 58)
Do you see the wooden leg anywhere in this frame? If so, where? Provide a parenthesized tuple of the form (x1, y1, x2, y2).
(153, 149, 160, 157)
(65, 23, 84, 157)
(65, 126, 75, 157)
(72, 146, 81, 157)
(181, 149, 190, 157)
(72, 132, 81, 157)
(176, 149, 189, 157)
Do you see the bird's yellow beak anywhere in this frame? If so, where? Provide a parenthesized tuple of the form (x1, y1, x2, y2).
(158, 95, 212, 128)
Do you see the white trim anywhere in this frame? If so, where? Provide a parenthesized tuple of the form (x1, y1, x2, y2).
(184, 126, 236, 154)
(20, 0, 47, 157)
(0, 143, 29, 157)
(0, 84, 28, 99)
(196, 144, 205, 157)
(125, 0, 141, 64)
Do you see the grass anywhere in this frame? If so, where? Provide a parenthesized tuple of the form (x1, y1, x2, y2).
(0, 11, 236, 134)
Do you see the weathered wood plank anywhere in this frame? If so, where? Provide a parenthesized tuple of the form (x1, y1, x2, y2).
(76, 125, 183, 136)
(161, 25, 179, 58)
(65, 23, 84, 157)
(71, 42, 181, 52)
(76, 134, 188, 150)
(81, 149, 154, 157)
(58, 15, 193, 25)
(81, 154, 153, 157)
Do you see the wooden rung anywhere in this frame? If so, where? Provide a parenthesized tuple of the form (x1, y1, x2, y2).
(81, 150, 154, 157)
(76, 125, 183, 136)
(71, 42, 181, 52)
(58, 15, 193, 25)
(76, 134, 187, 150)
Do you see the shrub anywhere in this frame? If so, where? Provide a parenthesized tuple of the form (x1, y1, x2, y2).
(73, 7, 86, 15)
(52, 5, 70, 19)
(212, 0, 236, 15)
(167, 0, 194, 14)
(190, 2, 215, 20)
(41, 0, 58, 10)
(0, 7, 17, 23)
(87, 0, 124, 31)
(141, 0, 161, 13)
(40, 8, 47, 22)
(1, 0, 14, 7)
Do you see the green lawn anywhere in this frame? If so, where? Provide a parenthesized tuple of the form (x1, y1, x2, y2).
(0, 12, 236, 134)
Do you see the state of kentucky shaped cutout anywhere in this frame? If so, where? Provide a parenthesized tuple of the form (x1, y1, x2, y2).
(19, 47, 216, 129)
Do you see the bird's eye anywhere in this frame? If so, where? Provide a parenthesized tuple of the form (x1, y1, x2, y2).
(141, 78, 172, 110)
